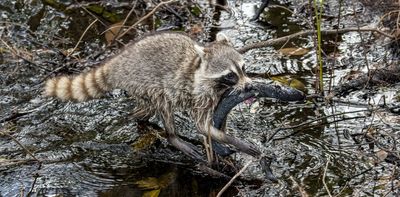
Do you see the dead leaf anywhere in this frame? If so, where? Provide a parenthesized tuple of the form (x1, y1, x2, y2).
(189, 24, 203, 36)
(157, 171, 177, 188)
(132, 132, 158, 151)
(143, 189, 161, 197)
(288, 78, 306, 92)
(135, 171, 176, 190)
(136, 177, 160, 190)
(376, 150, 388, 162)
(135, 171, 177, 197)
(278, 47, 309, 56)
(105, 21, 125, 45)
(271, 76, 306, 92)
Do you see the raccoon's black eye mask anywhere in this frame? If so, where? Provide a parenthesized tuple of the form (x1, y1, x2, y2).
(215, 72, 239, 90)
(219, 72, 238, 86)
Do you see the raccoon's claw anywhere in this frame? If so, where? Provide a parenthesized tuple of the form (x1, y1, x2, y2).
(213, 139, 260, 157)
(260, 156, 278, 183)
(168, 137, 205, 162)
(240, 141, 262, 157)
(211, 140, 236, 157)
(224, 135, 261, 157)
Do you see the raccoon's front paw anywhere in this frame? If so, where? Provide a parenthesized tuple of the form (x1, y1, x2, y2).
(225, 136, 262, 157)
(260, 156, 278, 183)
(241, 142, 262, 157)
(168, 137, 205, 162)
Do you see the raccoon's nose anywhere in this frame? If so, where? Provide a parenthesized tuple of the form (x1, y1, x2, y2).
(244, 83, 253, 92)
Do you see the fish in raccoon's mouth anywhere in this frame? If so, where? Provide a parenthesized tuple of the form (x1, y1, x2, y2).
(211, 80, 306, 156)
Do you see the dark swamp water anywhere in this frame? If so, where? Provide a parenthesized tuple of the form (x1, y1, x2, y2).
(1, 0, 399, 196)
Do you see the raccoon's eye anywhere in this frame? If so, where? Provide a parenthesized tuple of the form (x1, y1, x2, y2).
(217, 72, 238, 87)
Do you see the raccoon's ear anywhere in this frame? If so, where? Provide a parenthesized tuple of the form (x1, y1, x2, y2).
(194, 44, 208, 58)
(216, 32, 232, 46)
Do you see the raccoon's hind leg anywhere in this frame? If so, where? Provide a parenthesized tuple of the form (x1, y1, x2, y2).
(133, 101, 156, 122)
(159, 106, 205, 162)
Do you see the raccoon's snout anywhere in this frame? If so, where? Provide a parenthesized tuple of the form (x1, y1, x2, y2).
(244, 82, 253, 92)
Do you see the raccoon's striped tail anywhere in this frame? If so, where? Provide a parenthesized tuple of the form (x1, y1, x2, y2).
(44, 64, 111, 102)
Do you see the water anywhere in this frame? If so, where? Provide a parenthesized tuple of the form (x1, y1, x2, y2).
(1, 0, 399, 196)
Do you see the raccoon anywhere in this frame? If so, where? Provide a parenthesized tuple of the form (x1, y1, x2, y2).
(44, 32, 259, 161)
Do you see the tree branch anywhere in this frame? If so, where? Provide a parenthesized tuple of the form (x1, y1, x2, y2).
(238, 27, 394, 54)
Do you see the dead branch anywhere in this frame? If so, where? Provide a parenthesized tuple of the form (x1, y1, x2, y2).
(67, 19, 98, 57)
(333, 63, 400, 97)
(0, 102, 53, 124)
(0, 38, 52, 72)
(0, 159, 37, 168)
(265, 109, 370, 142)
(238, 27, 395, 54)
(289, 176, 309, 197)
(217, 159, 254, 197)
(102, 1, 138, 46)
(116, 0, 177, 40)
(322, 156, 332, 197)
(0, 130, 40, 162)
(196, 163, 231, 179)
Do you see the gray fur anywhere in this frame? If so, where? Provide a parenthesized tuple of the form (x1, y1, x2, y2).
(50, 32, 259, 160)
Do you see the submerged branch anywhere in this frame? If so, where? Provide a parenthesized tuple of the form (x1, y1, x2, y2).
(332, 63, 400, 97)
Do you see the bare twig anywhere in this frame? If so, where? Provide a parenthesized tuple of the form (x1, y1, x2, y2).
(116, 0, 177, 40)
(0, 102, 53, 123)
(289, 176, 309, 197)
(27, 168, 41, 196)
(335, 181, 349, 197)
(0, 159, 37, 168)
(328, 0, 343, 94)
(67, 1, 131, 10)
(266, 109, 369, 142)
(270, 5, 312, 28)
(378, 10, 400, 29)
(323, 156, 332, 197)
(0, 38, 51, 72)
(67, 19, 98, 57)
(207, 125, 214, 163)
(197, 163, 231, 179)
(105, 1, 138, 45)
(352, 3, 370, 84)
(0, 130, 40, 162)
(217, 159, 253, 197)
(273, 116, 366, 141)
(238, 27, 395, 53)
(77, 3, 126, 47)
